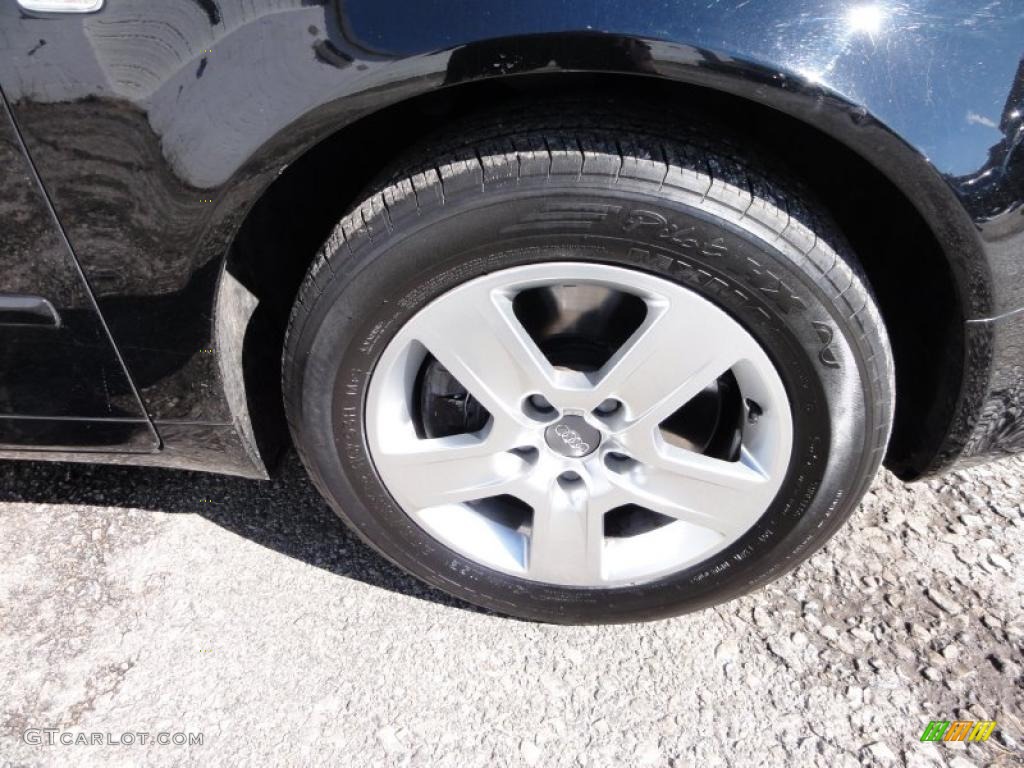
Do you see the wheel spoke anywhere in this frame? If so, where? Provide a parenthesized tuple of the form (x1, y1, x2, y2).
(410, 285, 557, 424)
(375, 435, 528, 509)
(607, 448, 773, 538)
(587, 297, 747, 423)
(528, 481, 604, 584)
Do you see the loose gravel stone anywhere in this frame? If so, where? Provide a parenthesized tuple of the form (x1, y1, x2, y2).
(0, 453, 1021, 767)
(863, 741, 898, 765)
(926, 587, 964, 615)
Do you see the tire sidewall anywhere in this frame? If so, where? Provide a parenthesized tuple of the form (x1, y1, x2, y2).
(291, 184, 880, 623)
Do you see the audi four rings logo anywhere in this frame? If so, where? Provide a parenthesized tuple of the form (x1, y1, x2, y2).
(554, 424, 590, 454)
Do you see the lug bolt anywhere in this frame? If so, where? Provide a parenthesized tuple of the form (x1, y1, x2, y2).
(529, 394, 554, 412)
(746, 399, 763, 424)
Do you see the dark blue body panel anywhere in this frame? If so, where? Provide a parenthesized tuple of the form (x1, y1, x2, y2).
(0, 0, 1021, 476)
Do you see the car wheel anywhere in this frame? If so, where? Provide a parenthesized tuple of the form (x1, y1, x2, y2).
(283, 107, 894, 623)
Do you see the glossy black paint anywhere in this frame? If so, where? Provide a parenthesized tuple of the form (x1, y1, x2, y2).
(0, 0, 1021, 478)
(951, 310, 1024, 466)
(0, 89, 157, 450)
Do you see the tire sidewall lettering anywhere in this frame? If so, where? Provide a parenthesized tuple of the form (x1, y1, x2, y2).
(297, 186, 876, 620)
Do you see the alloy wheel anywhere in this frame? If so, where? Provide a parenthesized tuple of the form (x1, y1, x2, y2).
(365, 262, 794, 587)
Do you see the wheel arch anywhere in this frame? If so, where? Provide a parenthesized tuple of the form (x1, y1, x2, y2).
(214, 39, 984, 480)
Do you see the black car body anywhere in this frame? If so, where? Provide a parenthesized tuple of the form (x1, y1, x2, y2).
(1, 1, 1022, 481)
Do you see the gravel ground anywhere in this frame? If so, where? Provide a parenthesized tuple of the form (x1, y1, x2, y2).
(0, 452, 1021, 768)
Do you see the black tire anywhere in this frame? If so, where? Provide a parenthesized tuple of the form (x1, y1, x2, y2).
(283, 105, 894, 624)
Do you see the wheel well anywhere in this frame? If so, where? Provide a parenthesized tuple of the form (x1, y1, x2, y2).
(226, 73, 964, 479)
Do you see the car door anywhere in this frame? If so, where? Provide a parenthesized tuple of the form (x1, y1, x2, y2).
(0, 91, 157, 451)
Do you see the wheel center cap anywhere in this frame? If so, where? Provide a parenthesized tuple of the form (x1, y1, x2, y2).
(544, 415, 600, 459)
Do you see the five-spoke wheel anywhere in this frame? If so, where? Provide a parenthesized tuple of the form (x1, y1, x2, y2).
(284, 110, 893, 622)
(366, 263, 793, 586)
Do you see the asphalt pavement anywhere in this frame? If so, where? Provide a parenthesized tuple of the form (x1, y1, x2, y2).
(1, 452, 1022, 767)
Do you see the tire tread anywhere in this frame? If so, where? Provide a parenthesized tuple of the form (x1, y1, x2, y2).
(282, 104, 896, 607)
